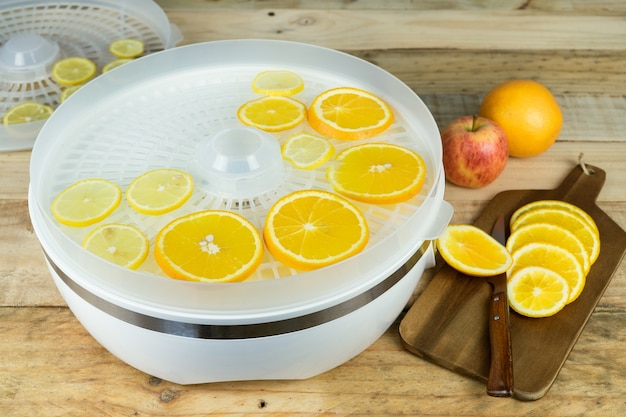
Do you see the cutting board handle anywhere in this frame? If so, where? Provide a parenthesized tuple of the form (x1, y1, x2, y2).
(550, 163, 605, 206)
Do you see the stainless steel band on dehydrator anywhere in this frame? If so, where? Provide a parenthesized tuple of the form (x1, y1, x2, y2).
(45, 240, 431, 340)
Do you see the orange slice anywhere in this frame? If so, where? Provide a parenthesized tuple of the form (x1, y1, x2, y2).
(251, 70, 304, 96)
(436, 224, 512, 277)
(281, 132, 335, 170)
(155, 210, 263, 283)
(263, 189, 369, 271)
(82, 223, 149, 270)
(511, 207, 600, 265)
(237, 95, 306, 132)
(51, 178, 122, 227)
(508, 266, 570, 318)
(126, 168, 193, 215)
(510, 200, 598, 236)
(506, 222, 590, 273)
(508, 242, 585, 304)
(327, 143, 426, 204)
(307, 87, 394, 140)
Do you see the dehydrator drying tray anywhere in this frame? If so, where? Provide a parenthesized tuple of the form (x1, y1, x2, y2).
(0, 0, 181, 151)
(29, 39, 451, 316)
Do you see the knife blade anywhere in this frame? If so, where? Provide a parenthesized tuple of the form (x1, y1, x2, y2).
(485, 214, 514, 397)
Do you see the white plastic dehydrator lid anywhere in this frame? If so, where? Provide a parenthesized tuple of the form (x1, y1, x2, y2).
(0, 0, 182, 152)
(30, 40, 449, 318)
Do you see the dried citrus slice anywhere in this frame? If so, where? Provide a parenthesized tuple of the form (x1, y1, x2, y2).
(308, 86, 394, 140)
(2, 101, 53, 125)
(508, 242, 585, 304)
(51, 57, 97, 86)
(327, 143, 426, 204)
(252, 70, 304, 96)
(511, 208, 600, 265)
(508, 266, 570, 318)
(436, 224, 512, 277)
(264, 189, 369, 271)
(109, 38, 145, 59)
(82, 223, 149, 270)
(60, 85, 82, 103)
(510, 200, 598, 236)
(281, 132, 335, 170)
(506, 222, 590, 273)
(237, 95, 307, 132)
(126, 168, 193, 215)
(102, 58, 133, 73)
(51, 178, 122, 227)
(155, 210, 263, 282)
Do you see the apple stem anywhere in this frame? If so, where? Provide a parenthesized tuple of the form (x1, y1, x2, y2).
(471, 115, 479, 132)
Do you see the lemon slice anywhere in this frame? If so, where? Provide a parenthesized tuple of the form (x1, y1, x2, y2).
(82, 223, 149, 270)
(109, 38, 145, 59)
(327, 143, 426, 204)
(252, 70, 304, 96)
(126, 168, 193, 215)
(2, 102, 54, 125)
(51, 178, 122, 227)
(60, 85, 82, 103)
(281, 133, 335, 170)
(155, 210, 264, 282)
(508, 266, 570, 318)
(102, 58, 133, 73)
(436, 224, 512, 277)
(237, 95, 307, 132)
(51, 57, 97, 86)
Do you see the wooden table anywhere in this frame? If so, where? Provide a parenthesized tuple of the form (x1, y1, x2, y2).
(2, 1, 625, 415)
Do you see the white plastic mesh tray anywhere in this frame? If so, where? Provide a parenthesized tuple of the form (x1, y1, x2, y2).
(42, 65, 437, 279)
(0, 0, 182, 152)
(30, 40, 447, 312)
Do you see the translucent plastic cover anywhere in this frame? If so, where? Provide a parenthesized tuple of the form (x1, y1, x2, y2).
(0, 0, 182, 151)
(30, 40, 447, 316)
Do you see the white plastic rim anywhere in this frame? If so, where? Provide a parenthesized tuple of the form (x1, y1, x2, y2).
(0, 0, 182, 152)
(29, 39, 450, 318)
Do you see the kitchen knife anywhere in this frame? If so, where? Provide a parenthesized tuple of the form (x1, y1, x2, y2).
(485, 214, 514, 397)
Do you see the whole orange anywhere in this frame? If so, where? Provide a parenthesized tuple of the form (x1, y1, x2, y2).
(478, 80, 563, 158)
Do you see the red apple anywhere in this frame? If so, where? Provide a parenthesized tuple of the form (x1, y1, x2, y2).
(441, 115, 509, 188)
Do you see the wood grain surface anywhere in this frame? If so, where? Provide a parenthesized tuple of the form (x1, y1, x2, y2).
(1, 1, 625, 416)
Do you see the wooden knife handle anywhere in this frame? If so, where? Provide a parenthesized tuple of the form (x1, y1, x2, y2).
(486, 289, 514, 397)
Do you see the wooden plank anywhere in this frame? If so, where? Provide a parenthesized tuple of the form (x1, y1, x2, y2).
(165, 9, 626, 51)
(0, 200, 63, 307)
(0, 306, 624, 416)
(0, 151, 30, 200)
(156, 0, 626, 15)
(348, 50, 626, 95)
(420, 94, 626, 141)
(442, 142, 626, 204)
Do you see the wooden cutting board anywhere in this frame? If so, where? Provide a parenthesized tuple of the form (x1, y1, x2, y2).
(399, 164, 626, 401)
